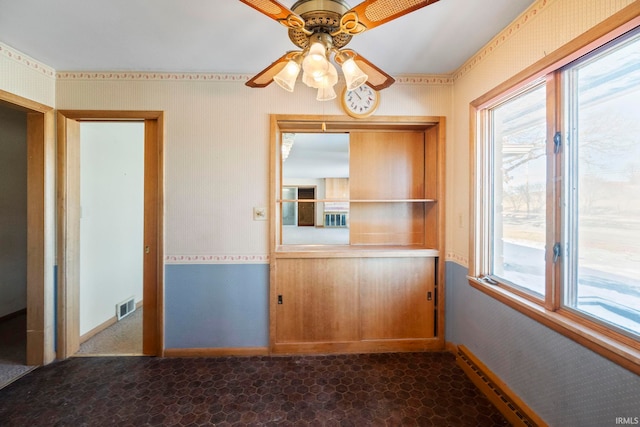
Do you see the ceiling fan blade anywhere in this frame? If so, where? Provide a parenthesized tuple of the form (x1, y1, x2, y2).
(341, 0, 440, 34)
(352, 53, 395, 91)
(246, 51, 300, 88)
(238, 0, 306, 30)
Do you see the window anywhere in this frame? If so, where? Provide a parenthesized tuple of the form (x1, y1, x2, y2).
(471, 14, 640, 374)
(563, 31, 640, 337)
(488, 82, 547, 299)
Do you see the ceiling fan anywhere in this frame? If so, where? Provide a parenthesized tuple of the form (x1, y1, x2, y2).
(239, 0, 440, 100)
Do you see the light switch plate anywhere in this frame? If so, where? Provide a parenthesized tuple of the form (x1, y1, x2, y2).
(253, 207, 267, 221)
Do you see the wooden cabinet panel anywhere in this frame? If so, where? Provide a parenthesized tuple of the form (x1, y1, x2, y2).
(275, 257, 435, 345)
(348, 131, 428, 246)
(350, 203, 425, 245)
(350, 131, 425, 200)
(275, 258, 360, 343)
(360, 258, 435, 340)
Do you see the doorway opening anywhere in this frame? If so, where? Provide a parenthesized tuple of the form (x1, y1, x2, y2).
(0, 104, 30, 385)
(74, 122, 145, 356)
(57, 111, 164, 359)
(297, 187, 316, 226)
(0, 89, 56, 384)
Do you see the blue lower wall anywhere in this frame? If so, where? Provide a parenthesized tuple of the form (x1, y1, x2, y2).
(445, 261, 640, 427)
(165, 264, 269, 348)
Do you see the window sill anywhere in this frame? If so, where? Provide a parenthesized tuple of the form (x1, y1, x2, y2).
(467, 275, 640, 376)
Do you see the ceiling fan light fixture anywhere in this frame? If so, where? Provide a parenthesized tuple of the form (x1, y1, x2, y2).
(273, 58, 302, 92)
(243, 0, 431, 96)
(303, 60, 338, 91)
(302, 41, 330, 83)
(323, 62, 339, 87)
(316, 84, 337, 101)
(341, 58, 368, 91)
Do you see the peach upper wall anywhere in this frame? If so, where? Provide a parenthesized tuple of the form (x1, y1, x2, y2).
(55, 75, 452, 261)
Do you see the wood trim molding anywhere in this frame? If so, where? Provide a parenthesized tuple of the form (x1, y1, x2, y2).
(1, 90, 55, 366)
(163, 348, 269, 357)
(271, 338, 444, 356)
(56, 111, 165, 359)
(79, 301, 143, 344)
(56, 113, 81, 359)
(79, 316, 117, 344)
(56, 110, 163, 120)
(0, 89, 51, 113)
(456, 345, 548, 427)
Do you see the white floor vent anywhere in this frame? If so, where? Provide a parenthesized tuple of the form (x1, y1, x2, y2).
(116, 297, 136, 321)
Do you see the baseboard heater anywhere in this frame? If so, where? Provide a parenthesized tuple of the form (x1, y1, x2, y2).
(456, 345, 546, 427)
(116, 297, 136, 321)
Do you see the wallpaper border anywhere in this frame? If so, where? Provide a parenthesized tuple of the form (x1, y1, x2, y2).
(451, 0, 553, 81)
(165, 254, 269, 265)
(55, 71, 453, 85)
(446, 252, 469, 268)
(0, 42, 56, 78)
(165, 253, 467, 266)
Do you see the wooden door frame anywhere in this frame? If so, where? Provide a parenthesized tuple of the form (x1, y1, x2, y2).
(56, 110, 164, 358)
(0, 89, 56, 366)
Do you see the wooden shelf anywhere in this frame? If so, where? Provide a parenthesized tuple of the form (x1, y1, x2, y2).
(351, 199, 436, 203)
(275, 245, 439, 258)
(278, 199, 436, 203)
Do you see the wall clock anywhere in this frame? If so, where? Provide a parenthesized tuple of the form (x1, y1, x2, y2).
(341, 84, 380, 118)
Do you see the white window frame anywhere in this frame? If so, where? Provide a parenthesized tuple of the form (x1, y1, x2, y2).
(469, 7, 640, 375)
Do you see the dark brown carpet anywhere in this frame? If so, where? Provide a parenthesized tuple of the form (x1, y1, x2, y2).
(0, 352, 509, 426)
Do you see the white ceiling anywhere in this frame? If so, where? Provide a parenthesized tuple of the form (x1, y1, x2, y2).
(0, 0, 535, 75)
(283, 133, 349, 179)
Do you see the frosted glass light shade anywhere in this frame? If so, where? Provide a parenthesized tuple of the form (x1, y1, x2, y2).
(317, 85, 337, 101)
(273, 60, 301, 92)
(303, 62, 338, 89)
(302, 42, 329, 84)
(341, 58, 368, 90)
(325, 62, 339, 87)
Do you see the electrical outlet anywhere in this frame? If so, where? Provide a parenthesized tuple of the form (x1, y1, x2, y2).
(253, 207, 267, 221)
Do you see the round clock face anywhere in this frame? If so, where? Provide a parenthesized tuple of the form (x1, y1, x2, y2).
(341, 84, 380, 118)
